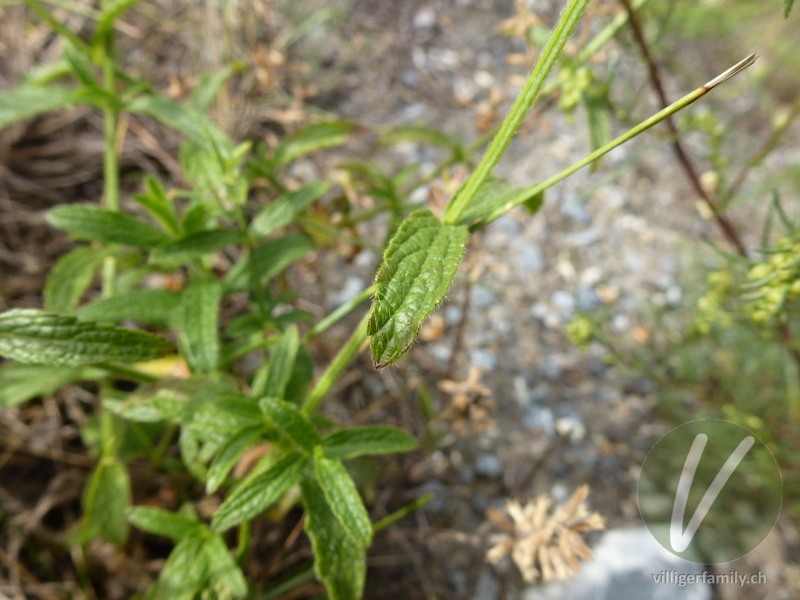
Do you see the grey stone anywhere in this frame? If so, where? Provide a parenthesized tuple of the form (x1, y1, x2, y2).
(429, 342, 452, 364)
(470, 348, 498, 370)
(551, 290, 575, 319)
(328, 275, 365, 309)
(472, 286, 496, 309)
(401, 69, 419, 88)
(523, 404, 556, 437)
(475, 453, 503, 477)
(522, 528, 712, 600)
(576, 284, 602, 312)
(539, 358, 562, 382)
(561, 194, 591, 225)
(419, 480, 447, 514)
(472, 569, 500, 600)
(445, 305, 463, 326)
(517, 242, 545, 273)
(413, 7, 436, 29)
(567, 228, 602, 247)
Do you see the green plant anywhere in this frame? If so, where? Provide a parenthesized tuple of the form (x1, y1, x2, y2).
(0, 0, 759, 598)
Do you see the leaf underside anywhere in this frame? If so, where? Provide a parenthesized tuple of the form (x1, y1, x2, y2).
(368, 209, 468, 368)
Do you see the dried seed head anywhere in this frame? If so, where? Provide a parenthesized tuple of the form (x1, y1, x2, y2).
(486, 485, 605, 583)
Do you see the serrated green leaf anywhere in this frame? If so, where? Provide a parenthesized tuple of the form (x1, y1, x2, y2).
(223, 235, 314, 294)
(127, 94, 226, 145)
(259, 397, 320, 453)
(48, 204, 170, 248)
(250, 182, 330, 238)
(83, 458, 131, 544)
(149, 229, 244, 264)
(132, 176, 180, 236)
(212, 450, 305, 532)
(127, 506, 204, 540)
(0, 363, 103, 407)
(63, 46, 98, 87)
(44, 246, 112, 313)
(258, 326, 300, 399)
(785, 0, 795, 17)
(273, 121, 356, 167)
(179, 138, 245, 208)
(0, 84, 76, 129)
(78, 289, 182, 327)
(206, 426, 264, 494)
(0, 309, 172, 366)
(368, 209, 468, 368)
(149, 532, 210, 600)
(301, 475, 366, 600)
(321, 426, 418, 460)
(179, 279, 222, 374)
(312, 454, 372, 547)
(204, 534, 248, 598)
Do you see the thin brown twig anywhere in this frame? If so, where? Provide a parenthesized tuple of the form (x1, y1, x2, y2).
(619, 0, 748, 258)
(620, 0, 800, 367)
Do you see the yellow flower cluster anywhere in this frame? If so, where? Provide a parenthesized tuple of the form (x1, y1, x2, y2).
(557, 66, 593, 113)
(567, 316, 594, 349)
(743, 237, 800, 324)
(695, 270, 734, 334)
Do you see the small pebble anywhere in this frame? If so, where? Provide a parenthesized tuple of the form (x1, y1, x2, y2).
(475, 453, 503, 477)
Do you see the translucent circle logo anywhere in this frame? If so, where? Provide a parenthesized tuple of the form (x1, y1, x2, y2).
(638, 419, 782, 564)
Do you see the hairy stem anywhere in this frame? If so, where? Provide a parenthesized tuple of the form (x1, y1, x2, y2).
(302, 311, 369, 416)
(472, 53, 757, 230)
(442, 0, 592, 224)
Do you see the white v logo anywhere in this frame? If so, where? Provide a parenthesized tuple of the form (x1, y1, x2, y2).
(669, 433, 755, 553)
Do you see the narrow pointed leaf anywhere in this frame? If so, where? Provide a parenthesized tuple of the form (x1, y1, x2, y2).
(149, 532, 210, 600)
(321, 426, 418, 460)
(0, 363, 102, 407)
(211, 450, 305, 532)
(0, 309, 172, 366)
(258, 325, 300, 399)
(250, 182, 331, 238)
(368, 209, 468, 368)
(223, 235, 314, 293)
(83, 458, 131, 544)
(273, 121, 357, 166)
(44, 246, 112, 313)
(206, 426, 264, 493)
(313, 454, 372, 547)
(132, 176, 180, 236)
(127, 506, 204, 540)
(149, 229, 244, 264)
(204, 534, 248, 598)
(301, 476, 366, 600)
(127, 94, 227, 145)
(178, 279, 222, 374)
(78, 289, 182, 327)
(785, 0, 795, 17)
(0, 84, 76, 129)
(259, 397, 320, 453)
(48, 204, 170, 248)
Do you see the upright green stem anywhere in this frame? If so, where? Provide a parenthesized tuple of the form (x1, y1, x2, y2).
(101, 29, 120, 298)
(302, 312, 370, 416)
(442, 0, 591, 225)
(472, 54, 757, 230)
(307, 285, 375, 339)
